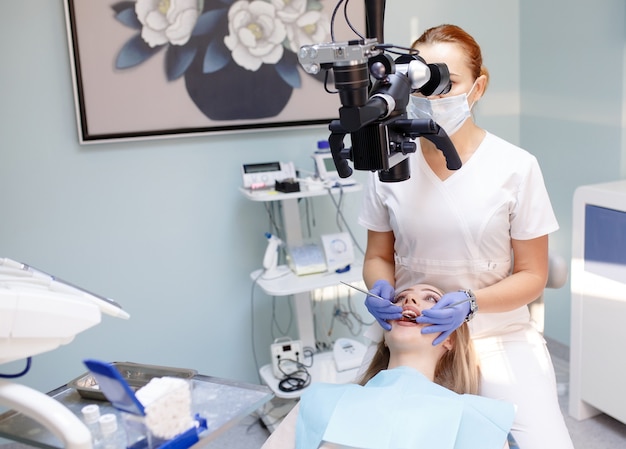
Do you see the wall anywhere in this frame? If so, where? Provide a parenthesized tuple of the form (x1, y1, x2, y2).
(0, 0, 520, 396)
(519, 0, 626, 344)
(0, 1, 362, 394)
(385, 0, 521, 142)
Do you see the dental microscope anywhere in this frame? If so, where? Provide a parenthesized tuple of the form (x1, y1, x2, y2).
(298, 0, 461, 182)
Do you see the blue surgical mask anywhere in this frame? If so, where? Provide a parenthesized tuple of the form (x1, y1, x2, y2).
(408, 81, 477, 136)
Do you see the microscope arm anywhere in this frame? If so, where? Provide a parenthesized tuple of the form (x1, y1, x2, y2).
(0, 379, 92, 449)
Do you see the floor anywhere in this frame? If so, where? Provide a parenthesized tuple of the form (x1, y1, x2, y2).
(549, 339, 626, 449)
(203, 338, 626, 449)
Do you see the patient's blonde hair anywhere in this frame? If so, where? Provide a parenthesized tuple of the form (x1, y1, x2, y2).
(357, 322, 480, 395)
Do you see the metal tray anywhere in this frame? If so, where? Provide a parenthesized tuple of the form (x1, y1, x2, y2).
(68, 361, 197, 400)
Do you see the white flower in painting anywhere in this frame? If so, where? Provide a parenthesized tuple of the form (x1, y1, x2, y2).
(285, 10, 329, 53)
(224, 0, 287, 71)
(270, 0, 307, 24)
(136, 0, 201, 47)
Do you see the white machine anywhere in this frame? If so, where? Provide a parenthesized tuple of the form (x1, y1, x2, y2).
(570, 181, 626, 425)
(321, 232, 354, 272)
(0, 257, 130, 449)
(286, 242, 328, 276)
(241, 161, 296, 190)
(312, 152, 355, 186)
(332, 338, 367, 372)
(270, 337, 303, 378)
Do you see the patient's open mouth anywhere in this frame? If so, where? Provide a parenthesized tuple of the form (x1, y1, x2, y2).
(401, 309, 418, 321)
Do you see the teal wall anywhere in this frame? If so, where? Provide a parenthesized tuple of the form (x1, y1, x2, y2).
(1, 0, 623, 396)
(519, 0, 626, 344)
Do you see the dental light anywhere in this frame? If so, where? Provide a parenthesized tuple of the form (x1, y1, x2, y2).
(298, 0, 462, 182)
(0, 257, 130, 449)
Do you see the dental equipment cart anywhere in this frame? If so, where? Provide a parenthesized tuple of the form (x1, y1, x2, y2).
(241, 184, 365, 399)
(0, 368, 273, 449)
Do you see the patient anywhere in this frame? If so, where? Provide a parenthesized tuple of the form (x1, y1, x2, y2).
(262, 284, 515, 449)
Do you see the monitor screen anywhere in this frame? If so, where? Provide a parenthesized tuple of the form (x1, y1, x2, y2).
(323, 155, 337, 173)
(314, 153, 338, 181)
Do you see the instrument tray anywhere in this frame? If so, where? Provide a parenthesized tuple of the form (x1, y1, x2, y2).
(68, 361, 197, 400)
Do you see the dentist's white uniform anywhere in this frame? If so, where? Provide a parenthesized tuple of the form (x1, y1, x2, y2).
(358, 132, 573, 449)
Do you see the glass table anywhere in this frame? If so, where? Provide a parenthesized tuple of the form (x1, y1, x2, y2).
(0, 373, 273, 449)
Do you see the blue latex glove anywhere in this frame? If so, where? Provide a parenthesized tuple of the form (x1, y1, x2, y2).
(415, 291, 471, 345)
(364, 280, 402, 331)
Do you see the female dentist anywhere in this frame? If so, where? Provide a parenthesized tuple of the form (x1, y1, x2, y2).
(359, 24, 574, 449)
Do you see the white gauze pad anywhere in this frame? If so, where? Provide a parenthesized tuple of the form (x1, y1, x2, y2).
(135, 376, 195, 439)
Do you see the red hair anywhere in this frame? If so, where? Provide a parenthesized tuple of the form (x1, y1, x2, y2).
(412, 24, 489, 90)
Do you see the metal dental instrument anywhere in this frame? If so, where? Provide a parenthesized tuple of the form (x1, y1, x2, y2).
(443, 298, 472, 309)
(340, 281, 387, 301)
(341, 281, 471, 321)
(401, 298, 472, 322)
(341, 281, 471, 308)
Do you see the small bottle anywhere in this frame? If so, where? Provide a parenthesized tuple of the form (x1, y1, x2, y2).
(316, 140, 330, 153)
(98, 413, 127, 449)
(81, 404, 101, 446)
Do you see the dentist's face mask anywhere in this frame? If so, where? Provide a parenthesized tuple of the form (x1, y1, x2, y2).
(408, 80, 478, 136)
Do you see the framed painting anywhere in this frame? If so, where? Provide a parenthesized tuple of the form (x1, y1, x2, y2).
(63, 0, 366, 143)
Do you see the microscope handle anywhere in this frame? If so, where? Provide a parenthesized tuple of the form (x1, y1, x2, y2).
(394, 119, 462, 170)
(428, 125, 462, 170)
(328, 122, 353, 178)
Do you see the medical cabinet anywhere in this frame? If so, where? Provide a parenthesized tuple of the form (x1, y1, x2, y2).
(570, 180, 626, 425)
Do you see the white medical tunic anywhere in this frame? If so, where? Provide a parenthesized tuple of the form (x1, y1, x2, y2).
(358, 133, 575, 449)
(358, 132, 559, 340)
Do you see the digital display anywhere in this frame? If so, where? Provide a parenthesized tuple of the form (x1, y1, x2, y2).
(243, 162, 281, 174)
(323, 155, 337, 173)
(585, 204, 626, 265)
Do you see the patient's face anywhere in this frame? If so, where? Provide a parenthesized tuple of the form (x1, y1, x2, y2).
(385, 284, 444, 347)
(394, 284, 443, 320)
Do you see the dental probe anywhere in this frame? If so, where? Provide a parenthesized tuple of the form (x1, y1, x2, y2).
(341, 281, 471, 307)
(442, 298, 473, 309)
(342, 280, 473, 323)
(339, 281, 387, 301)
(340, 280, 471, 314)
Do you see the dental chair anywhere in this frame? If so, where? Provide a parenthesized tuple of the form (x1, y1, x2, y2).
(352, 251, 567, 449)
(346, 251, 566, 449)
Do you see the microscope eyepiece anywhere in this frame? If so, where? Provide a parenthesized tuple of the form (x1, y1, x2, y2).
(418, 63, 451, 96)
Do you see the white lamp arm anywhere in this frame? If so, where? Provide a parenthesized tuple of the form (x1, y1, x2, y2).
(0, 379, 92, 449)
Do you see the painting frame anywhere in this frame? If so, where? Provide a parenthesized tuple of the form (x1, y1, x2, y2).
(63, 0, 365, 144)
